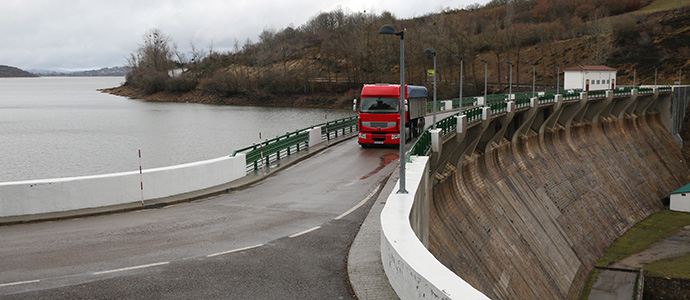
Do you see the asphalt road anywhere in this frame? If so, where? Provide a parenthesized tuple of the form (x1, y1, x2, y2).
(0, 138, 398, 299)
(1, 110, 458, 299)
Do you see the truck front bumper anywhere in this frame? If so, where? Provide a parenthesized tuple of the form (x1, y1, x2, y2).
(358, 132, 400, 145)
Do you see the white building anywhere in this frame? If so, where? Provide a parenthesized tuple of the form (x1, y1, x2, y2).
(670, 183, 690, 212)
(563, 65, 617, 91)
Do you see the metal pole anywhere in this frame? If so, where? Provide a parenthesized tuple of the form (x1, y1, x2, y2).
(531, 63, 536, 98)
(679, 67, 682, 86)
(398, 32, 406, 194)
(556, 65, 560, 94)
(432, 53, 437, 129)
(633, 68, 636, 87)
(655, 67, 657, 87)
(460, 60, 463, 111)
(508, 63, 513, 100)
(484, 61, 488, 102)
(480, 58, 487, 103)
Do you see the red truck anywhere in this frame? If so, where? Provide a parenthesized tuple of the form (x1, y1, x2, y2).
(354, 84, 427, 146)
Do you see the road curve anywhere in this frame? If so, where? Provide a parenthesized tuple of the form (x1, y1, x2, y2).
(0, 137, 398, 299)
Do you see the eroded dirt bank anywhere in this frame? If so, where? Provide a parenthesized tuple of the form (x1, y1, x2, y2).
(430, 114, 690, 299)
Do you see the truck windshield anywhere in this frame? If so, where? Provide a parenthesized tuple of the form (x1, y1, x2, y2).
(360, 97, 399, 113)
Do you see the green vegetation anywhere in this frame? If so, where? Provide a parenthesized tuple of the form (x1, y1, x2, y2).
(635, 0, 690, 13)
(578, 269, 600, 300)
(645, 254, 690, 279)
(580, 210, 690, 298)
(123, 0, 690, 106)
(595, 210, 690, 267)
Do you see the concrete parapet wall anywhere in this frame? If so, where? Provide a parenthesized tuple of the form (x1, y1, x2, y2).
(380, 156, 490, 299)
(0, 154, 246, 217)
(428, 114, 690, 299)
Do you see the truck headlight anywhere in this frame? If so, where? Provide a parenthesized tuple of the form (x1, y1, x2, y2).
(358, 133, 367, 139)
(391, 134, 400, 140)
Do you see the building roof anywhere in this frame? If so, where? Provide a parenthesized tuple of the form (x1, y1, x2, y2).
(563, 65, 617, 72)
(671, 182, 690, 194)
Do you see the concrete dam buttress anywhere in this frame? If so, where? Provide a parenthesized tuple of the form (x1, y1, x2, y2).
(429, 113, 690, 299)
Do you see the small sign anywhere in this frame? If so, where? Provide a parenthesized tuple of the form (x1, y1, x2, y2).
(427, 69, 435, 76)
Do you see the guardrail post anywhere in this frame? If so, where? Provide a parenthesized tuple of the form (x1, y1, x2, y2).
(456, 114, 468, 135)
(481, 106, 491, 121)
(430, 129, 443, 154)
(308, 127, 322, 147)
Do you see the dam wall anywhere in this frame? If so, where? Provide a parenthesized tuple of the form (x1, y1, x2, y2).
(428, 113, 690, 299)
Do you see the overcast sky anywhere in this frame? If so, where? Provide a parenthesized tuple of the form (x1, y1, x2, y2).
(1, 0, 489, 71)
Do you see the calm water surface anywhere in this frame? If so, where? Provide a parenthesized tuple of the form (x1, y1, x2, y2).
(0, 77, 353, 182)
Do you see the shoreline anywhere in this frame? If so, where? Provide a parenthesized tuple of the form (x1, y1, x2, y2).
(101, 85, 355, 110)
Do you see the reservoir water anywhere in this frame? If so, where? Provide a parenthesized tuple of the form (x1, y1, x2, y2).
(0, 77, 354, 182)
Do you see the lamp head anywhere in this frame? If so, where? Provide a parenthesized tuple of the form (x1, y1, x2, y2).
(453, 54, 461, 60)
(424, 49, 435, 56)
(480, 58, 486, 63)
(379, 24, 402, 37)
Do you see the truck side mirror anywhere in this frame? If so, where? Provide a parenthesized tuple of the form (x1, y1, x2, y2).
(353, 99, 357, 112)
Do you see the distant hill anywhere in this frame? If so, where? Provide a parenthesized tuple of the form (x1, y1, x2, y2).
(37, 66, 130, 77)
(0, 65, 38, 77)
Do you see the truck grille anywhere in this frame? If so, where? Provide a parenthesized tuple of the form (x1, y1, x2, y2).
(363, 121, 395, 128)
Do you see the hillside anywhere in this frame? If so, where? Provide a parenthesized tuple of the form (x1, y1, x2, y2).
(110, 0, 690, 108)
(0, 65, 38, 78)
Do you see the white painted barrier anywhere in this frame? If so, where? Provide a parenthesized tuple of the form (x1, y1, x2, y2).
(0, 154, 246, 217)
(308, 126, 323, 147)
(443, 100, 452, 111)
(380, 156, 489, 300)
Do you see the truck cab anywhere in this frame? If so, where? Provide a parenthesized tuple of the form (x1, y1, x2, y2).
(355, 84, 427, 146)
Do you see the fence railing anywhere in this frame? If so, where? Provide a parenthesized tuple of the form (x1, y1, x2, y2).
(465, 106, 483, 124)
(587, 90, 607, 99)
(407, 86, 674, 161)
(538, 94, 556, 104)
(232, 115, 357, 172)
(233, 86, 674, 173)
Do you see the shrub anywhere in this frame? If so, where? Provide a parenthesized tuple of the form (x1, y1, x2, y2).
(166, 76, 198, 93)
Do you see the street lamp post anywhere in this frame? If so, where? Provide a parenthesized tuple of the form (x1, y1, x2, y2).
(633, 68, 636, 88)
(555, 63, 560, 94)
(655, 67, 658, 87)
(480, 58, 487, 103)
(379, 24, 407, 194)
(506, 61, 513, 99)
(530, 62, 536, 98)
(453, 55, 463, 111)
(424, 49, 437, 129)
(679, 66, 682, 86)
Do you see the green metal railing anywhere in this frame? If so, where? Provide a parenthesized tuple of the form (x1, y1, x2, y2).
(465, 106, 483, 124)
(488, 101, 507, 114)
(638, 87, 654, 95)
(562, 92, 581, 101)
(538, 94, 556, 104)
(515, 97, 531, 109)
(233, 86, 675, 172)
(406, 86, 675, 161)
(232, 115, 357, 172)
(587, 90, 607, 99)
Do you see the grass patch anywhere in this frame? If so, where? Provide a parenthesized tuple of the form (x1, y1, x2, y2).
(635, 0, 690, 14)
(595, 210, 690, 267)
(579, 269, 600, 300)
(645, 254, 690, 279)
